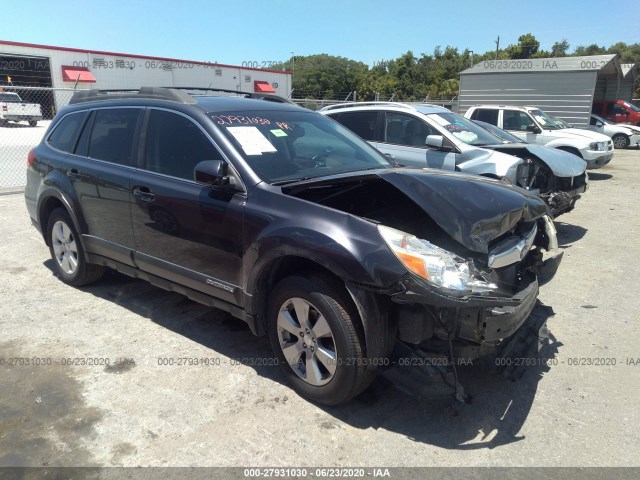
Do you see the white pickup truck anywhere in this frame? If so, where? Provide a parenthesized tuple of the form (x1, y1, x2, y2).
(0, 92, 43, 127)
(465, 105, 614, 169)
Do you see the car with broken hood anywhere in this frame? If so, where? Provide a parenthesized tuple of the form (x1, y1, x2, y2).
(25, 88, 562, 406)
(472, 119, 588, 216)
(319, 102, 527, 187)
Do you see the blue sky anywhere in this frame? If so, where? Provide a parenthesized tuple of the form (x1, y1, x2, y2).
(4, 0, 639, 66)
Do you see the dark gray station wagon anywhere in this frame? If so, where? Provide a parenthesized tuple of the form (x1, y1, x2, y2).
(25, 88, 562, 405)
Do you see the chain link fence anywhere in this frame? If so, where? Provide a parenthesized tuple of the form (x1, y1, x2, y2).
(0, 86, 459, 190)
(1, 86, 86, 191)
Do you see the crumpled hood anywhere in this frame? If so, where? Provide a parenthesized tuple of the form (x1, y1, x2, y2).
(488, 144, 587, 177)
(377, 169, 549, 253)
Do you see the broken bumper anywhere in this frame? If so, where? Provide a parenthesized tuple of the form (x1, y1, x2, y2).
(383, 301, 555, 401)
(544, 174, 588, 216)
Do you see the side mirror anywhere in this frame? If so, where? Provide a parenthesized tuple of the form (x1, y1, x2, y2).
(194, 160, 228, 186)
(425, 135, 444, 148)
(526, 124, 542, 134)
(426, 134, 455, 152)
(596, 121, 604, 127)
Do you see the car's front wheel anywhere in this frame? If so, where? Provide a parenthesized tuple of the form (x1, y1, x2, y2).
(28, 120, 38, 127)
(47, 208, 104, 286)
(267, 275, 374, 405)
(612, 134, 629, 149)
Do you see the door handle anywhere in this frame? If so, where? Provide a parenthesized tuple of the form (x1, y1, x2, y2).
(132, 186, 156, 202)
(66, 168, 81, 179)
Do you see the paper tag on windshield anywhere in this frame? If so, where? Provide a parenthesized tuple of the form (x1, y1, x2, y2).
(227, 126, 277, 155)
(270, 129, 288, 137)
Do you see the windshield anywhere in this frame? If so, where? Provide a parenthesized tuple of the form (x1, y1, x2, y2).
(472, 120, 525, 144)
(622, 101, 640, 113)
(550, 116, 572, 128)
(593, 114, 614, 125)
(530, 109, 562, 130)
(210, 110, 391, 183)
(423, 111, 501, 146)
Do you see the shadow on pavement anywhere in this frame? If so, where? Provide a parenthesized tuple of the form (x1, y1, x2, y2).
(44, 262, 562, 450)
(586, 172, 612, 181)
(555, 221, 588, 247)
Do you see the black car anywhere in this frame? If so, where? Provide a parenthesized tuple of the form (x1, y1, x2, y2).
(25, 88, 562, 405)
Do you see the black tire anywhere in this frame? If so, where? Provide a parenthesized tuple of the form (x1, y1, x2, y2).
(28, 120, 37, 127)
(47, 208, 104, 286)
(611, 134, 629, 149)
(267, 275, 374, 406)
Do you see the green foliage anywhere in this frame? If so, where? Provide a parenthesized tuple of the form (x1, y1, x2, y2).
(551, 39, 570, 57)
(281, 37, 640, 101)
(506, 33, 541, 59)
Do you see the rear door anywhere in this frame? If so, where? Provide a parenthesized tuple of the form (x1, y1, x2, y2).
(63, 107, 142, 266)
(130, 108, 245, 305)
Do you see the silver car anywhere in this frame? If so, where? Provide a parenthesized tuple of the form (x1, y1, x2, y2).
(321, 102, 587, 216)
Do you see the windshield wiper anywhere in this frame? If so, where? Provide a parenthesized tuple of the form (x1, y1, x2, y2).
(271, 177, 313, 186)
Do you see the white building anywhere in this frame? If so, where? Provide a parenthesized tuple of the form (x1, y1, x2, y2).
(457, 54, 638, 127)
(0, 40, 292, 118)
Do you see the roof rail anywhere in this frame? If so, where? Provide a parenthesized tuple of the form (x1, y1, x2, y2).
(69, 87, 197, 105)
(319, 101, 416, 112)
(168, 86, 295, 104)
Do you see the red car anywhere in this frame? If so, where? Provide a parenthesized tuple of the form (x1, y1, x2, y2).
(592, 99, 640, 126)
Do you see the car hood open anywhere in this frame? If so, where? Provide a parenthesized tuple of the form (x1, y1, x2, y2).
(377, 169, 548, 253)
(284, 168, 549, 254)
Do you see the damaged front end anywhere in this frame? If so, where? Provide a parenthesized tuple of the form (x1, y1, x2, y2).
(285, 168, 562, 403)
(496, 145, 589, 217)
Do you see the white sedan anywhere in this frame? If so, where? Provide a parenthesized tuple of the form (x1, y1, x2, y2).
(587, 114, 640, 149)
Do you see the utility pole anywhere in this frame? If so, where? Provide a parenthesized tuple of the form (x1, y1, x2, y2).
(495, 36, 500, 60)
(290, 52, 295, 94)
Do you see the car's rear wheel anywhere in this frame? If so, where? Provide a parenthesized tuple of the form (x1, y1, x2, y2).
(47, 208, 104, 286)
(612, 134, 629, 149)
(267, 275, 374, 406)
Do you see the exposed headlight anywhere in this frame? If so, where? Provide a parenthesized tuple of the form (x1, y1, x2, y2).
(378, 225, 498, 294)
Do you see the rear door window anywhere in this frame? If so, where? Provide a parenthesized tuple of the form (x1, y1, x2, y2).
(331, 111, 379, 141)
(470, 108, 499, 125)
(88, 108, 142, 165)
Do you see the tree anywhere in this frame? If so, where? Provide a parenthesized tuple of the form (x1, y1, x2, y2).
(574, 43, 606, 56)
(506, 33, 540, 59)
(273, 54, 367, 99)
(551, 39, 570, 57)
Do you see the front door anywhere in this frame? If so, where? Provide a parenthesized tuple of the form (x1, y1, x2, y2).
(130, 108, 245, 305)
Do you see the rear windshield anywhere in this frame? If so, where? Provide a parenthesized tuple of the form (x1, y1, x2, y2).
(0, 93, 21, 102)
(209, 109, 391, 184)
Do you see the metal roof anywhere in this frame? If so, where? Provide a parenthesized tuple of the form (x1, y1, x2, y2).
(460, 54, 620, 75)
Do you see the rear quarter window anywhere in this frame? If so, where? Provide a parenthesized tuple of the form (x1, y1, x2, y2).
(47, 112, 87, 153)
